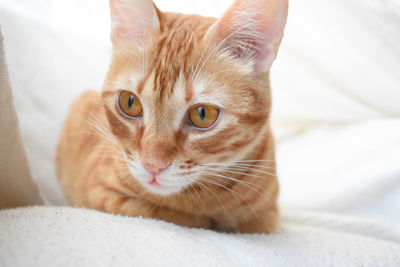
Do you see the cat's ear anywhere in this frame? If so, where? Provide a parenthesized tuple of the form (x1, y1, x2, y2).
(109, 0, 160, 46)
(209, 0, 288, 73)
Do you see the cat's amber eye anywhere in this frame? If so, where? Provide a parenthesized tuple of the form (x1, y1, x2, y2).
(188, 104, 220, 129)
(117, 91, 143, 118)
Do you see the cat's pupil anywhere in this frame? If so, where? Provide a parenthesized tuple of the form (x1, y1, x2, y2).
(198, 107, 206, 121)
(127, 95, 134, 108)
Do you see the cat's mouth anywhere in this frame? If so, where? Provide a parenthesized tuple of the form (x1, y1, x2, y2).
(133, 172, 187, 196)
(142, 180, 184, 196)
(126, 158, 193, 196)
(148, 177, 161, 186)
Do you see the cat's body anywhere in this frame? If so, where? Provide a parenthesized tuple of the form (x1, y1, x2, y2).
(57, 0, 287, 233)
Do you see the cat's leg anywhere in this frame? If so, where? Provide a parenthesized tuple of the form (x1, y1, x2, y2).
(87, 183, 213, 229)
(234, 206, 279, 234)
(212, 203, 279, 234)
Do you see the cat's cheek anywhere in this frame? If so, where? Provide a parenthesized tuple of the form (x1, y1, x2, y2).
(125, 159, 150, 183)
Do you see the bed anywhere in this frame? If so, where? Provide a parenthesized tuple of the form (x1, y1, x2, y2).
(0, 0, 399, 266)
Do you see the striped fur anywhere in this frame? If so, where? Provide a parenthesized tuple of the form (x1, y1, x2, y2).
(57, 0, 288, 233)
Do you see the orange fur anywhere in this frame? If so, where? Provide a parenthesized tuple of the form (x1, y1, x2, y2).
(57, 0, 287, 233)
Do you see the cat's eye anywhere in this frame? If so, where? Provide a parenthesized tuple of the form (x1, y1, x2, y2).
(117, 91, 143, 118)
(188, 104, 220, 129)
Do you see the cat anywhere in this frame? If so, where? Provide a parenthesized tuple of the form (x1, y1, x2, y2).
(57, 0, 288, 233)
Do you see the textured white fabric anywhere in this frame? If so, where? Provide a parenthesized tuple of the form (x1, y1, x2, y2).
(278, 119, 400, 228)
(0, 207, 399, 267)
(0, 0, 399, 266)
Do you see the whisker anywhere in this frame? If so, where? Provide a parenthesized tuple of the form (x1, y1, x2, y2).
(184, 184, 198, 208)
(190, 183, 203, 208)
(79, 115, 117, 145)
(197, 170, 266, 196)
(202, 162, 275, 170)
(198, 170, 273, 210)
(191, 179, 226, 213)
(197, 176, 259, 218)
(219, 159, 275, 163)
(200, 167, 275, 179)
(87, 113, 116, 141)
(202, 165, 276, 177)
(197, 176, 241, 205)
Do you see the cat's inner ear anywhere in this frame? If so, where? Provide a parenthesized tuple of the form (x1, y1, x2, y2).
(209, 0, 288, 73)
(109, 0, 160, 46)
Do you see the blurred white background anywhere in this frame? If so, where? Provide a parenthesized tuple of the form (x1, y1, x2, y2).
(0, 0, 399, 228)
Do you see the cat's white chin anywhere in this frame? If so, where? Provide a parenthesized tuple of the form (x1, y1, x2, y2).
(141, 182, 184, 196)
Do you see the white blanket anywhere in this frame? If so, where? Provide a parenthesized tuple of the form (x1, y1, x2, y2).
(0, 0, 399, 266)
(0, 207, 399, 267)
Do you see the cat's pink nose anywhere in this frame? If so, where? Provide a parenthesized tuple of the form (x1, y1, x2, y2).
(141, 159, 170, 176)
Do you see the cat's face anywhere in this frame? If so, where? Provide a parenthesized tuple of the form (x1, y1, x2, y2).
(103, 0, 287, 195)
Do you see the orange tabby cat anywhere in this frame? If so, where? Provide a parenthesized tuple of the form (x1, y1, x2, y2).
(57, 0, 288, 233)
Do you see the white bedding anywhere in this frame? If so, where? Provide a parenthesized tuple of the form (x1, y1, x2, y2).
(0, 0, 399, 266)
(0, 207, 399, 267)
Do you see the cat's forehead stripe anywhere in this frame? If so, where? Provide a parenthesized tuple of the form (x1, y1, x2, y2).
(185, 83, 194, 102)
(150, 14, 214, 100)
(136, 72, 151, 95)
